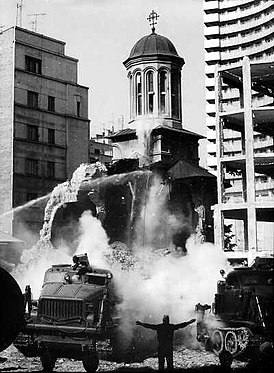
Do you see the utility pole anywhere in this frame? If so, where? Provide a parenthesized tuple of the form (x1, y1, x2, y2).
(28, 13, 46, 32)
(16, 0, 24, 27)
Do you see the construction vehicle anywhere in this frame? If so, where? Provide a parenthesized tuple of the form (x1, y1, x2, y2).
(196, 257, 273, 368)
(1, 254, 121, 372)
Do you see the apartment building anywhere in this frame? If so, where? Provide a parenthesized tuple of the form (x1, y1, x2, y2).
(90, 131, 113, 166)
(204, 0, 274, 172)
(0, 27, 90, 245)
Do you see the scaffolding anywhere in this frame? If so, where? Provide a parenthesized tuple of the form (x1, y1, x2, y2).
(213, 56, 274, 264)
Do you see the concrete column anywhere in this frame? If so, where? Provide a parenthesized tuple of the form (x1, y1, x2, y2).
(214, 65, 224, 250)
(243, 56, 257, 260)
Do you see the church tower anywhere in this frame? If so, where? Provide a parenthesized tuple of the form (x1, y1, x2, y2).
(123, 10, 185, 130)
(110, 11, 203, 170)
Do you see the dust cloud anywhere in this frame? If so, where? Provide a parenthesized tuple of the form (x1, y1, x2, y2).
(11, 172, 229, 351)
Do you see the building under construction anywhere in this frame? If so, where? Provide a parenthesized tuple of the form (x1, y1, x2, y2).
(213, 57, 274, 264)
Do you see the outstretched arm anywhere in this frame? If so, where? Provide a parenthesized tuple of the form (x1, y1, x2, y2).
(173, 318, 196, 330)
(136, 321, 158, 330)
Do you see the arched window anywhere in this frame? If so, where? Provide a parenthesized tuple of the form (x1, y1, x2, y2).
(171, 70, 180, 118)
(135, 73, 142, 115)
(159, 70, 167, 114)
(146, 71, 154, 114)
(129, 74, 133, 118)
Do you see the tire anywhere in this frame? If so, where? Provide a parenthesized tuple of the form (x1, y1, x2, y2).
(82, 354, 99, 373)
(225, 331, 238, 355)
(211, 329, 224, 355)
(40, 353, 56, 372)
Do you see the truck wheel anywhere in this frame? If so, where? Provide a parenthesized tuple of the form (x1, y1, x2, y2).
(211, 330, 224, 355)
(225, 331, 238, 355)
(82, 354, 99, 372)
(40, 353, 56, 372)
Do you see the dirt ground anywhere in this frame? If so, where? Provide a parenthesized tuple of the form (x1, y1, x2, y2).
(0, 345, 252, 373)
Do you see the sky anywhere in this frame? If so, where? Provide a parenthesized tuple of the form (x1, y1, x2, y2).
(1, 0, 206, 150)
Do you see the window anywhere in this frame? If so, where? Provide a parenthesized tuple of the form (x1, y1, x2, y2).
(159, 70, 167, 114)
(47, 161, 55, 178)
(27, 125, 38, 141)
(94, 149, 100, 155)
(136, 73, 142, 115)
(26, 159, 38, 176)
(146, 71, 154, 114)
(48, 128, 55, 144)
(77, 101, 81, 117)
(171, 70, 180, 118)
(48, 96, 55, 112)
(26, 192, 38, 201)
(27, 91, 38, 108)
(25, 56, 42, 74)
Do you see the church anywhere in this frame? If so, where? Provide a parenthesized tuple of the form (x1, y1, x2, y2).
(107, 11, 216, 248)
(40, 12, 217, 254)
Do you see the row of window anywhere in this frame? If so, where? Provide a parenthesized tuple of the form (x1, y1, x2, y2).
(25, 56, 82, 117)
(25, 158, 55, 178)
(219, 6, 273, 28)
(220, 0, 264, 14)
(27, 90, 81, 116)
(219, 18, 274, 40)
(131, 69, 180, 119)
(27, 90, 55, 111)
(26, 124, 55, 144)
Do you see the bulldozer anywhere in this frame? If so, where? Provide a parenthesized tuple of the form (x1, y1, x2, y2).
(0, 254, 123, 372)
(195, 257, 273, 368)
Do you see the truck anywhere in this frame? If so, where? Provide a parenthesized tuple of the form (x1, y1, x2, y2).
(195, 257, 273, 369)
(7, 254, 120, 372)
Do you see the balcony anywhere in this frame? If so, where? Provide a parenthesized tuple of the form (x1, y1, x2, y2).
(220, 10, 274, 35)
(207, 128, 217, 140)
(207, 142, 217, 154)
(203, 0, 219, 12)
(207, 154, 217, 167)
(205, 63, 216, 74)
(204, 25, 220, 36)
(220, 1, 272, 23)
(206, 103, 216, 114)
(205, 38, 220, 50)
(206, 116, 216, 129)
(221, 0, 257, 10)
(205, 76, 215, 88)
(220, 38, 274, 61)
(204, 12, 220, 24)
(221, 24, 274, 48)
(205, 51, 221, 62)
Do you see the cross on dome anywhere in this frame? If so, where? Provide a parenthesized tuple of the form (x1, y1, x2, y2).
(147, 10, 159, 33)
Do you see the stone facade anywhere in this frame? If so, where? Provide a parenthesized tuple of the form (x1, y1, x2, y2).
(0, 27, 90, 246)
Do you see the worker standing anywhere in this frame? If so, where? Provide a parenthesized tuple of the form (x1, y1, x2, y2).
(23, 285, 32, 318)
(136, 315, 196, 371)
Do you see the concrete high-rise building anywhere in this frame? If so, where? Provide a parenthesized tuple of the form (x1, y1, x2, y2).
(214, 57, 274, 264)
(0, 27, 90, 245)
(204, 0, 274, 173)
(204, 0, 274, 262)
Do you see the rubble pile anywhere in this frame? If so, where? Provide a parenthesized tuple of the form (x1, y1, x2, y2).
(106, 241, 138, 271)
(0, 344, 249, 372)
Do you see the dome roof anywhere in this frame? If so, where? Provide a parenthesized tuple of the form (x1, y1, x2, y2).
(124, 32, 184, 66)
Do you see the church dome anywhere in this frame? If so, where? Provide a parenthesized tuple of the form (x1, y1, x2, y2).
(124, 32, 184, 66)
